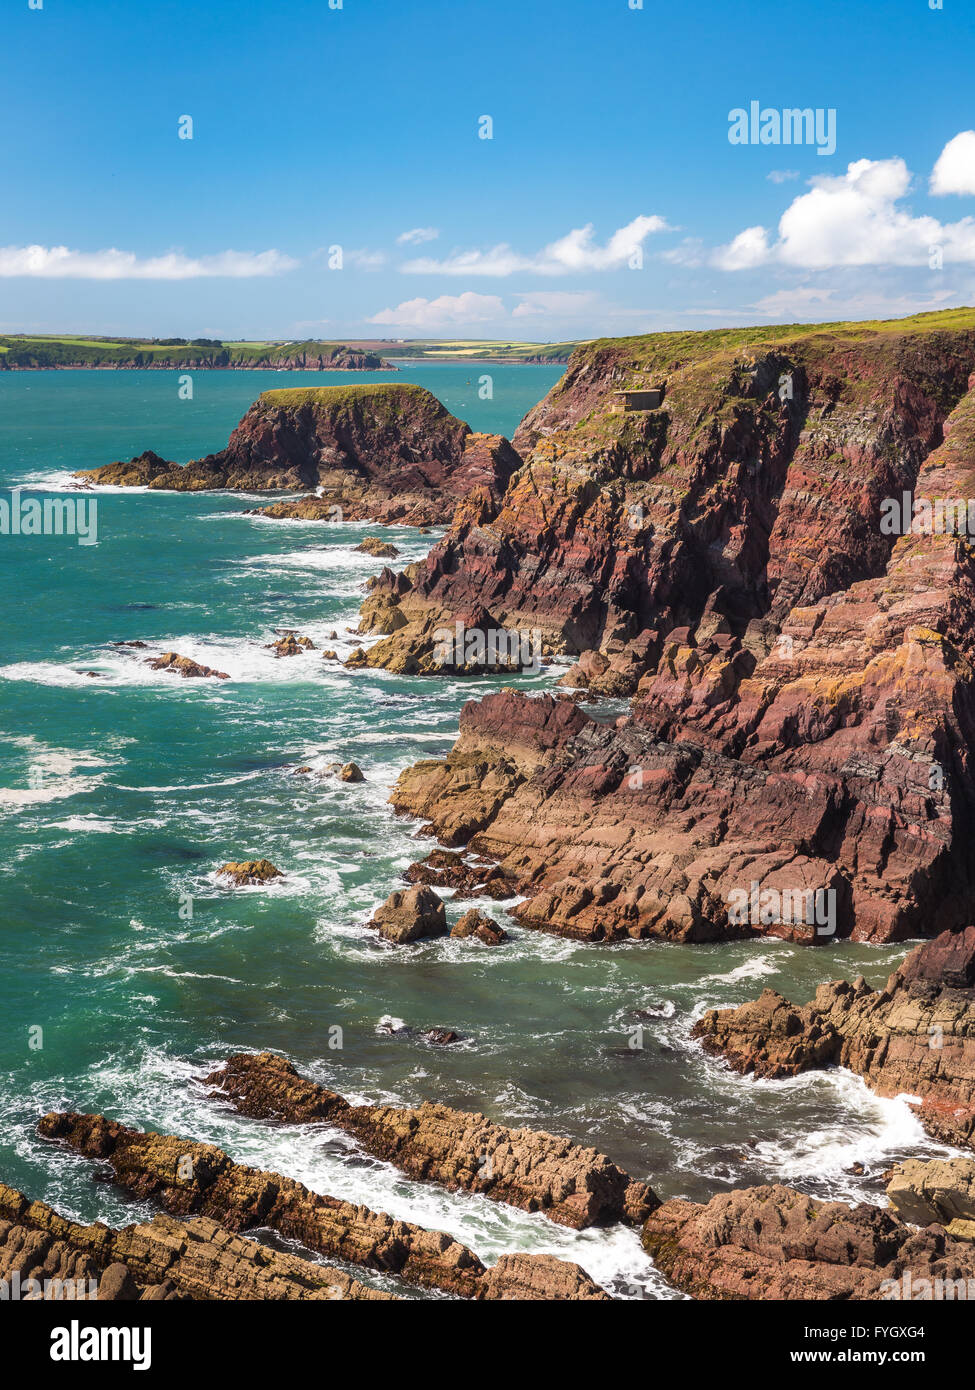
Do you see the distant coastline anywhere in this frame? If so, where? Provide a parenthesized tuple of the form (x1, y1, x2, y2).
(0, 334, 579, 371)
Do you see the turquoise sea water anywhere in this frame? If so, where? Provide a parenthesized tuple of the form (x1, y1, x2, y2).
(0, 367, 957, 1297)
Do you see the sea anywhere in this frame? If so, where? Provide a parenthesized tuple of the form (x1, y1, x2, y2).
(0, 365, 957, 1298)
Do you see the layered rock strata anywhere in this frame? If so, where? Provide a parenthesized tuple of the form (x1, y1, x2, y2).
(0, 1183, 390, 1300)
(38, 1111, 609, 1300)
(201, 1051, 657, 1229)
(378, 320, 975, 941)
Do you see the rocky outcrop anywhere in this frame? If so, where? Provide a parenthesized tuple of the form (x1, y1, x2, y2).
(147, 652, 230, 679)
(691, 988, 844, 1079)
(200, 1052, 658, 1229)
(37, 1112, 608, 1300)
(403, 849, 511, 899)
(641, 1183, 975, 1300)
(451, 908, 507, 945)
(0, 1184, 389, 1301)
(355, 537, 400, 558)
(217, 859, 283, 886)
(693, 928, 975, 1147)
(76, 387, 520, 530)
(266, 633, 314, 657)
(367, 886, 448, 944)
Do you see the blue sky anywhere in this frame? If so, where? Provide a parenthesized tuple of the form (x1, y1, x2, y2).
(3, 0, 975, 340)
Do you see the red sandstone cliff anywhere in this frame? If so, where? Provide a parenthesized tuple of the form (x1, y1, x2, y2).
(387, 317, 975, 942)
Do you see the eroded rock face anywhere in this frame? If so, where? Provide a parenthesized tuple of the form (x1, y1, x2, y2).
(37, 1112, 608, 1300)
(0, 1184, 389, 1301)
(200, 1051, 658, 1230)
(363, 327, 975, 654)
(641, 1183, 975, 1300)
(693, 929, 975, 1147)
(392, 357, 975, 945)
(367, 885, 448, 944)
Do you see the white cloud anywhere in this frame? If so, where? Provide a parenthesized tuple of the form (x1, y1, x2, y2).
(930, 131, 975, 196)
(0, 245, 297, 279)
(660, 237, 706, 267)
(751, 286, 839, 316)
(401, 216, 670, 277)
(714, 155, 975, 270)
(713, 225, 772, 271)
(511, 291, 599, 318)
(767, 169, 799, 184)
(396, 227, 439, 245)
(367, 291, 505, 328)
(753, 283, 957, 321)
(345, 248, 387, 270)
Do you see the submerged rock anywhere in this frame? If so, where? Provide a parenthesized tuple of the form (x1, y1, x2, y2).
(266, 633, 314, 657)
(146, 652, 230, 679)
(404, 848, 510, 899)
(217, 859, 283, 886)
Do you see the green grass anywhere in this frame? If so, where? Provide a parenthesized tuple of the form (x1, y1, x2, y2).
(257, 382, 438, 411)
(580, 306, 975, 365)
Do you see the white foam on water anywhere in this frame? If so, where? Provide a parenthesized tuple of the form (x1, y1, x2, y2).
(0, 738, 119, 811)
(697, 945, 790, 987)
(748, 1067, 961, 1189)
(45, 815, 122, 834)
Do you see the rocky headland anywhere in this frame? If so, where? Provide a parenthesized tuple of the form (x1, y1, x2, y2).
(75, 384, 520, 528)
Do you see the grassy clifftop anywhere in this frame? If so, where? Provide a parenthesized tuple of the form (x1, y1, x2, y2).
(254, 382, 456, 425)
(573, 305, 975, 373)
